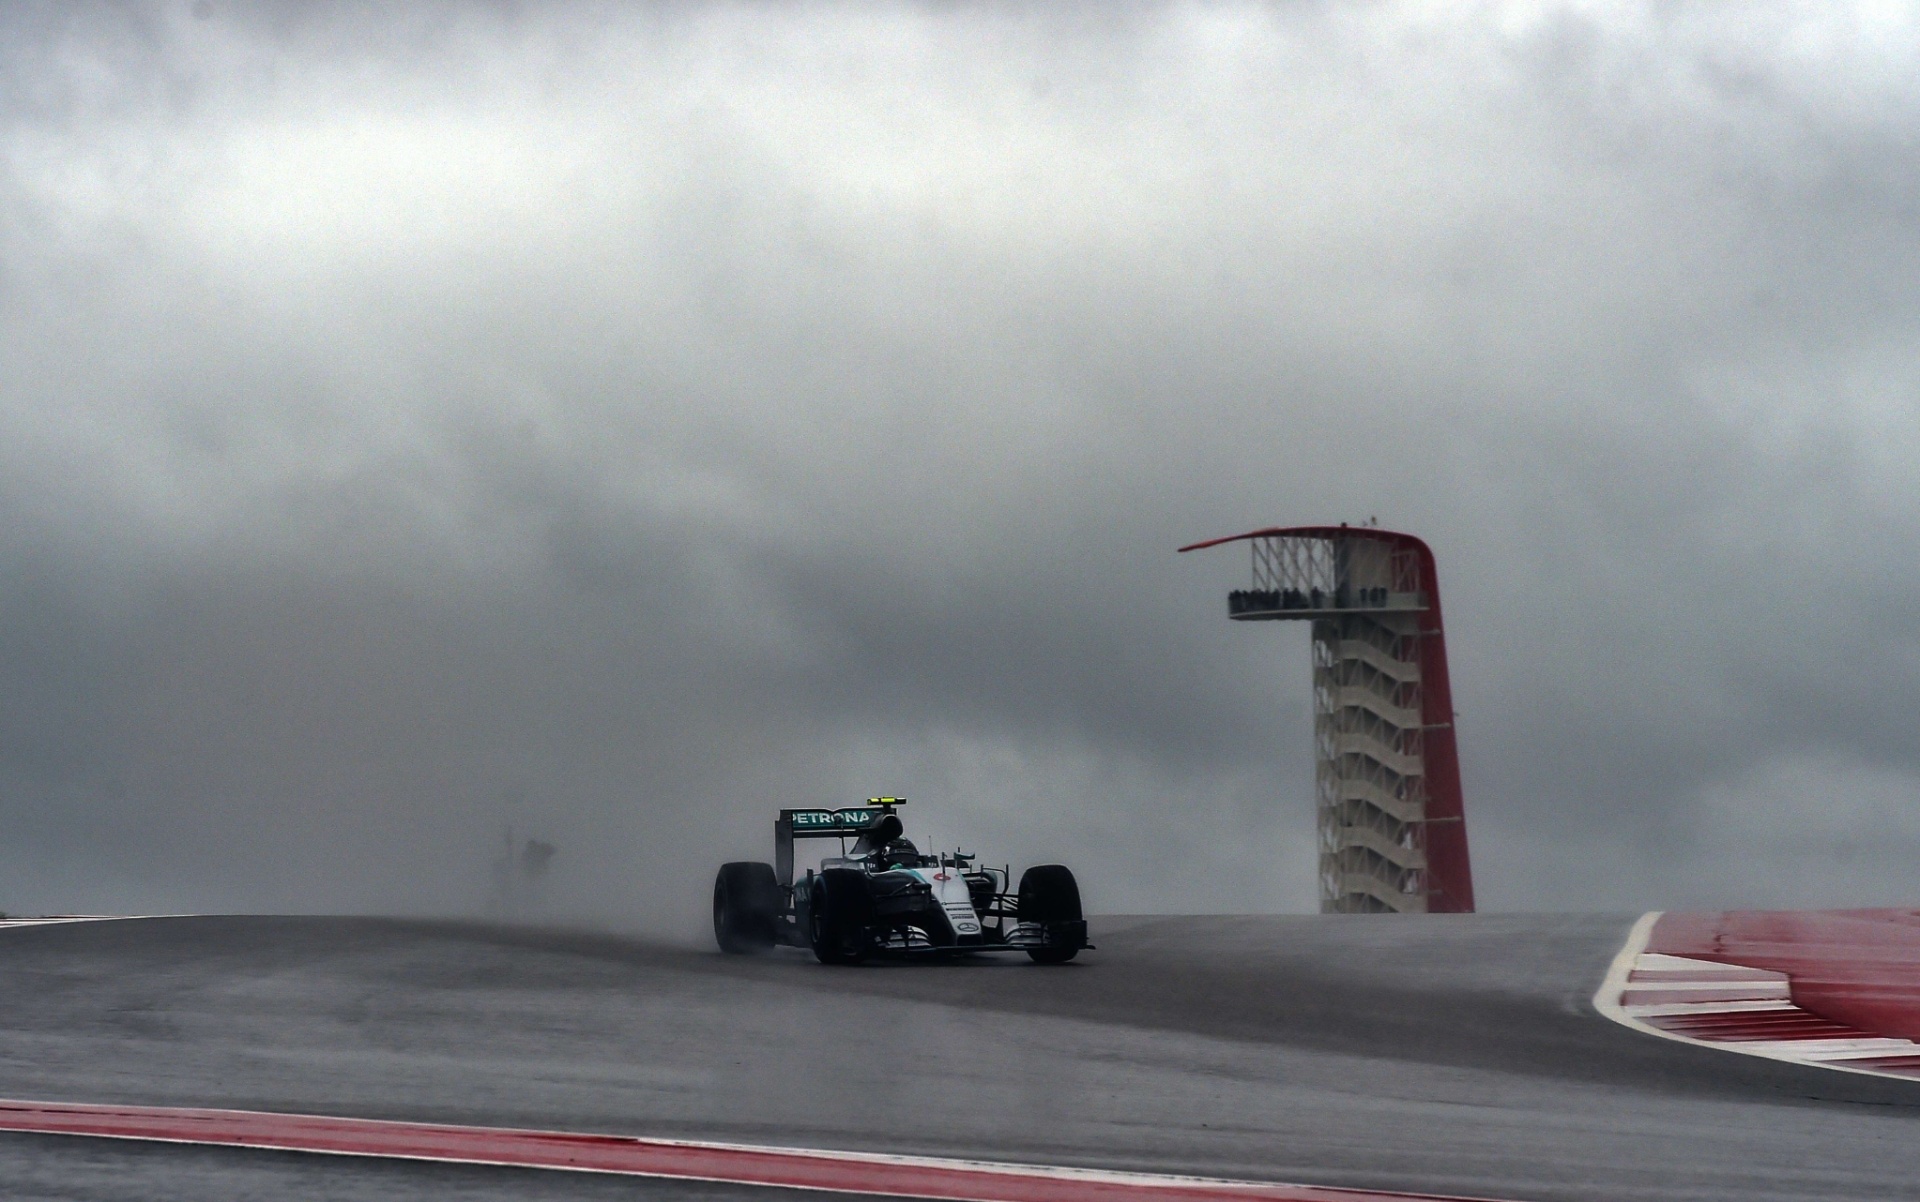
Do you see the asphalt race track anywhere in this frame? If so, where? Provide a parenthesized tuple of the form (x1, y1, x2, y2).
(2, 914, 1918, 1201)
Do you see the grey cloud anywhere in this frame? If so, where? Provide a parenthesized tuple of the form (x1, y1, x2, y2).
(2, 3, 1919, 929)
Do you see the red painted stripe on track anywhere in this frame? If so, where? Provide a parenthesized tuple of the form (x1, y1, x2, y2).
(0, 1099, 1517, 1202)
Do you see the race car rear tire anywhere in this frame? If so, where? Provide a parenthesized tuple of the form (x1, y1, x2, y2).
(1017, 864, 1082, 964)
(808, 868, 870, 965)
(713, 862, 780, 954)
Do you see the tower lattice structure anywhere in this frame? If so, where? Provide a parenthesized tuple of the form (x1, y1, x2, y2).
(1180, 526, 1474, 914)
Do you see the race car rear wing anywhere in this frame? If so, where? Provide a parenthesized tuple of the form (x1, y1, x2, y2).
(774, 798, 903, 887)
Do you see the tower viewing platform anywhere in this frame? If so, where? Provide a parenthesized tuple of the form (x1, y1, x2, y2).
(1180, 525, 1475, 914)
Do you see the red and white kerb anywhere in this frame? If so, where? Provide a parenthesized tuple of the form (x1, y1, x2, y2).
(1596, 912, 1920, 1081)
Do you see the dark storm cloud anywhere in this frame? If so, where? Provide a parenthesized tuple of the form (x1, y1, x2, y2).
(2, 2, 1919, 928)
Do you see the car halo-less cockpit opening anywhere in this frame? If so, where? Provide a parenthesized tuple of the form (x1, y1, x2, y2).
(712, 798, 1090, 964)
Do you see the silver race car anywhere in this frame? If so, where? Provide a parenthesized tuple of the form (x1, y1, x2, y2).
(712, 798, 1090, 964)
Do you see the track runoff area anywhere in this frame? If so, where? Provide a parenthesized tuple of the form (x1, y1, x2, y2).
(1595, 908, 1920, 1080)
(4, 915, 1920, 1200)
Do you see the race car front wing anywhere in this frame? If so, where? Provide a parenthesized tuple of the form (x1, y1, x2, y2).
(864, 919, 1092, 956)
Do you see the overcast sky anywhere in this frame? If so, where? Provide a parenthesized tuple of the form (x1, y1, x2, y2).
(3, 1, 1919, 932)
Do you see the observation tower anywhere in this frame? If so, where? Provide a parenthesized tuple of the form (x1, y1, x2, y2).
(1179, 525, 1474, 914)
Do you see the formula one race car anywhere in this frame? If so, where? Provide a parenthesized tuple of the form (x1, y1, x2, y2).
(712, 798, 1090, 965)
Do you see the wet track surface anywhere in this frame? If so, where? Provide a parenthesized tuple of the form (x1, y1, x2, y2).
(3, 914, 1918, 1201)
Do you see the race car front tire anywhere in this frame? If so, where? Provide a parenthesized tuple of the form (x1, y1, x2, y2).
(713, 861, 780, 954)
(1017, 864, 1082, 964)
(808, 868, 870, 965)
